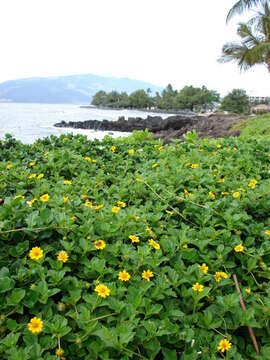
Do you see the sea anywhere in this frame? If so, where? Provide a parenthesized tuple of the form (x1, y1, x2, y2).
(0, 103, 171, 144)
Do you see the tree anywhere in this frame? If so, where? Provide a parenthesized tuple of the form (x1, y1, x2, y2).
(220, 2, 270, 73)
(91, 90, 107, 106)
(220, 89, 250, 114)
(173, 85, 220, 111)
(128, 89, 154, 109)
(227, 0, 265, 22)
(159, 84, 178, 110)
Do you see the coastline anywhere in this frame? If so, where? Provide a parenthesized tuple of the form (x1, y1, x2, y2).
(80, 105, 195, 116)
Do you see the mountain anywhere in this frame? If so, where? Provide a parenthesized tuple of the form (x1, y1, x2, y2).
(0, 74, 163, 104)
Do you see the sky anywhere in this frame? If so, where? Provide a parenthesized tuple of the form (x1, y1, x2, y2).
(0, 0, 269, 96)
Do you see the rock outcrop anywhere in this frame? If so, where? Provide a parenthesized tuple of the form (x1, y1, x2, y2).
(54, 114, 198, 133)
(54, 113, 245, 142)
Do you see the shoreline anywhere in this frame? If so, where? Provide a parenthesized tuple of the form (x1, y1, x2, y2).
(54, 113, 245, 142)
(80, 105, 195, 116)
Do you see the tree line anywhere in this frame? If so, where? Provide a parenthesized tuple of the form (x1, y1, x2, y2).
(91, 85, 220, 111)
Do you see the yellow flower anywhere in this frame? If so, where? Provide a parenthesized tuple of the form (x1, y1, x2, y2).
(63, 180, 72, 185)
(215, 271, 228, 283)
(118, 270, 131, 282)
(56, 348, 64, 357)
(152, 163, 158, 169)
(248, 182, 256, 189)
(27, 199, 37, 207)
(29, 161, 35, 167)
(146, 226, 153, 235)
(217, 144, 222, 149)
(129, 235, 140, 243)
(37, 173, 44, 180)
(63, 196, 68, 204)
(95, 204, 104, 210)
(221, 191, 229, 196)
(265, 230, 270, 236)
(159, 146, 163, 152)
(29, 247, 43, 260)
(208, 191, 215, 200)
(117, 201, 126, 208)
(84, 156, 91, 161)
(149, 239, 160, 250)
(166, 210, 174, 215)
(6, 163, 13, 170)
(183, 244, 188, 249)
(95, 240, 106, 250)
(233, 191, 240, 198)
(28, 317, 43, 334)
(81, 194, 88, 200)
(111, 146, 116, 153)
(40, 194, 49, 202)
(217, 339, 232, 353)
(57, 251, 68, 263)
(95, 284, 110, 298)
(248, 178, 257, 189)
(129, 149, 134, 156)
(142, 269, 154, 282)
(245, 288, 251, 294)
(28, 173, 36, 180)
(192, 282, 204, 292)
(112, 206, 120, 213)
(217, 178, 225, 183)
(191, 163, 199, 169)
(85, 200, 93, 208)
(30, 284, 36, 290)
(234, 244, 244, 253)
(200, 263, 208, 274)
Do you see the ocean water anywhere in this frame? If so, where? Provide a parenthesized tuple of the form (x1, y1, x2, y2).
(0, 103, 171, 144)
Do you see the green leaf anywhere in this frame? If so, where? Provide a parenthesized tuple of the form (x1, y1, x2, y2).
(7, 288, 26, 306)
(0, 276, 15, 293)
(162, 348, 177, 360)
(1, 332, 20, 348)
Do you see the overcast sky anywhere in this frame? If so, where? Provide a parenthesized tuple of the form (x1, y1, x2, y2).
(0, 0, 269, 96)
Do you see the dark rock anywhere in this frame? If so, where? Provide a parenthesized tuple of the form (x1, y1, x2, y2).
(54, 113, 246, 142)
(54, 114, 198, 133)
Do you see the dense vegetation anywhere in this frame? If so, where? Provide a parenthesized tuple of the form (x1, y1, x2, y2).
(91, 84, 220, 111)
(0, 132, 270, 359)
(220, 89, 250, 114)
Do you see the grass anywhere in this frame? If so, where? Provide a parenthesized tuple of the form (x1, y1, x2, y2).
(231, 113, 270, 139)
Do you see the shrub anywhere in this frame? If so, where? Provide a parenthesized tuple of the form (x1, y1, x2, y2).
(0, 133, 270, 359)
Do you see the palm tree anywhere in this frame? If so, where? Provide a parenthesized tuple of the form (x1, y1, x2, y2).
(227, 0, 267, 22)
(220, 2, 270, 73)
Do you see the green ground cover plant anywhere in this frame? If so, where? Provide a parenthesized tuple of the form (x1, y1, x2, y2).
(0, 131, 270, 359)
(231, 114, 270, 140)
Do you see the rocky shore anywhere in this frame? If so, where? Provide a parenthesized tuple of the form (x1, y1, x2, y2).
(54, 113, 245, 142)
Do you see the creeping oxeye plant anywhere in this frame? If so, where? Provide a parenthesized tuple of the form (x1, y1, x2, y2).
(0, 132, 269, 358)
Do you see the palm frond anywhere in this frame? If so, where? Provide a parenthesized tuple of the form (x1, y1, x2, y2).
(226, 0, 265, 23)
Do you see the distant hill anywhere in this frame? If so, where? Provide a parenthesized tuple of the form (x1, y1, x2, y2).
(0, 74, 163, 104)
